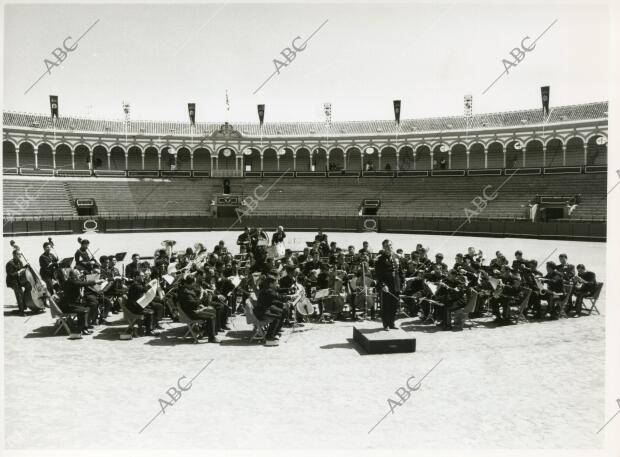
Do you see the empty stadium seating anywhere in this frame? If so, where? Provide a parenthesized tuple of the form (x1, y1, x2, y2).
(2, 173, 607, 221)
(3, 180, 76, 218)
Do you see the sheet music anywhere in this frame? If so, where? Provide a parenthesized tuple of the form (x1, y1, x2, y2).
(315, 288, 329, 299)
(85, 273, 108, 293)
(162, 274, 175, 285)
(136, 279, 158, 309)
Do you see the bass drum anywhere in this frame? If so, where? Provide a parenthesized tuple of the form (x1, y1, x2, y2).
(323, 295, 345, 314)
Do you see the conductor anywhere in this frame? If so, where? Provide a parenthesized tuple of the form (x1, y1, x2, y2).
(375, 239, 403, 330)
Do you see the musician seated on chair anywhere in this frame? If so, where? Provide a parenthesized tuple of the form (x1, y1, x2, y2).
(177, 275, 219, 343)
(82, 257, 113, 326)
(511, 250, 529, 273)
(490, 272, 522, 325)
(472, 269, 494, 317)
(538, 261, 565, 320)
(59, 268, 104, 335)
(520, 259, 544, 318)
(557, 253, 576, 281)
(402, 270, 433, 319)
(198, 269, 231, 332)
(279, 266, 302, 321)
(571, 264, 597, 317)
(126, 271, 164, 336)
(5, 250, 30, 315)
(489, 252, 508, 271)
(433, 269, 467, 330)
(255, 275, 290, 342)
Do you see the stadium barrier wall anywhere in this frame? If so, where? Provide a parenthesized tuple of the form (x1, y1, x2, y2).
(2, 215, 606, 241)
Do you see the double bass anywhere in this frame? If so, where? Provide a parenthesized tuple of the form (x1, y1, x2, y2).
(9, 241, 48, 313)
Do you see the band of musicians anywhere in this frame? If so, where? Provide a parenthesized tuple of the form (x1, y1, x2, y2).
(5, 227, 601, 343)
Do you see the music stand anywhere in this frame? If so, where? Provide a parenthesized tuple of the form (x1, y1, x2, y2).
(115, 252, 127, 281)
(59, 257, 73, 269)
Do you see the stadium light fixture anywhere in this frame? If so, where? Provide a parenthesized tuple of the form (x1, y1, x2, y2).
(222, 148, 232, 157)
(513, 142, 523, 150)
(365, 147, 375, 155)
(244, 148, 254, 156)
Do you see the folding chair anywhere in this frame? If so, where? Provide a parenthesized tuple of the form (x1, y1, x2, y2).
(453, 290, 478, 330)
(49, 295, 76, 336)
(243, 299, 273, 343)
(120, 301, 145, 337)
(511, 288, 532, 324)
(582, 282, 603, 315)
(176, 306, 206, 343)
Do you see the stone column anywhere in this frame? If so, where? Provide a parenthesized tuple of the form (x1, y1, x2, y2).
(583, 144, 588, 166)
(562, 145, 567, 166)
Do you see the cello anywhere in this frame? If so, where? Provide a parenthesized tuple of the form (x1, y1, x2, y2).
(9, 241, 48, 313)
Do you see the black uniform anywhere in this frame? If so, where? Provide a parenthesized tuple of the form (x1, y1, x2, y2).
(59, 273, 95, 331)
(74, 248, 94, 272)
(272, 231, 286, 245)
(375, 251, 404, 329)
(573, 270, 597, 315)
(6, 258, 27, 313)
(39, 252, 58, 293)
(255, 285, 288, 338)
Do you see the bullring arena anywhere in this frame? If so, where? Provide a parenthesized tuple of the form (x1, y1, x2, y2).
(2, 99, 610, 449)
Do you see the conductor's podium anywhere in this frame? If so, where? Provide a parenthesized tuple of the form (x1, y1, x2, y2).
(353, 326, 416, 354)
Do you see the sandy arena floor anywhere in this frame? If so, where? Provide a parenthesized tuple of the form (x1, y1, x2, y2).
(3, 231, 607, 449)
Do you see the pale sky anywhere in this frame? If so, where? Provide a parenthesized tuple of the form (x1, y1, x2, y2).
(2, 0, 611, 123)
